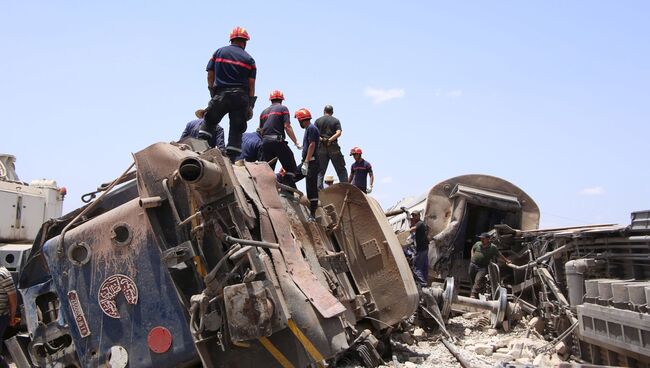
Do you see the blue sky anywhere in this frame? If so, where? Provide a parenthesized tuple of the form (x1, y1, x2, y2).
(2, 1, 649, 227)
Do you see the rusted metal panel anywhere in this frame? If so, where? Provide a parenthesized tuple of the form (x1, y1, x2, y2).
(224, 281, 274, 342)
(244, 162, 346, 319)
(320, 184, 419, 327)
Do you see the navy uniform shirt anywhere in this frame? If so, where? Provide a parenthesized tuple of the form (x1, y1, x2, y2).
(350, 159, 372, 189)
(413, 221, 428, 252)
(260, 104, 290, 138)
(314, 115, 342, 140)
(301, 124, 320, 161)
(180, 119, 225, 151)
(206, 45, 256, 90)
(239, 132, 263, 162)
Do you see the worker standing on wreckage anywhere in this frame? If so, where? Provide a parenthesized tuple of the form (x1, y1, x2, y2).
(315, 105, 348, 188)
(199, 26, 257, 161)
(409, 211, 429, 287)
(293, 108, 320, 220)
(348, 146, 374, 193)
(469, 232, 512, 298)
(259, 90, 301, 186)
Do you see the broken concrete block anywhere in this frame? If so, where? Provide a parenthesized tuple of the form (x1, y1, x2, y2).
(551, 353, 564, 363)
(404, 362, 417, 368)
(515, 357, 531, 364)
(487, 328, 498, 336)
(474, 343, 494, 356)
(408, 357, 424, 364)
(492, 353, 514, 362)
(496, 347, 510, 354)
(413, 328, 426, 339)
(464, 328, 472, 336)
(527, 316, 544, 334)
(533, 353, 551, 367)
(554, 341, 567, 355)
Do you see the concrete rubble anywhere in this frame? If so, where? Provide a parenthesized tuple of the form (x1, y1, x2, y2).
(346, 312, 567, 368)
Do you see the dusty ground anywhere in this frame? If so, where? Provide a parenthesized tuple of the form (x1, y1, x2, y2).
(346, 311, 567, 368)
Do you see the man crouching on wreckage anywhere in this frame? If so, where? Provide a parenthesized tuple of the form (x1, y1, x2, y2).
(15, 139, 422, 368)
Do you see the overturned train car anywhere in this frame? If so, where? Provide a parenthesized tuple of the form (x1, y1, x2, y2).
(387, 174, 540, 292)
(12, 140, 418, 367)
(496, 213, 650, 366)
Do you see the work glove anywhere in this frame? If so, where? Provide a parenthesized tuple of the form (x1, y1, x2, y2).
(246, 96, 257, 121)
(295, 142, 303, 150)
(367, 185, 373, 194)
(300, 162, 309, 176)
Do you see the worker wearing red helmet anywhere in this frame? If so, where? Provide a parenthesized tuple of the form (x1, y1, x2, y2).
(259, 90, 301, 186)
(293, 108, 321, 219)
(200, 26, 257, 162)
(348, 147, 374, 194)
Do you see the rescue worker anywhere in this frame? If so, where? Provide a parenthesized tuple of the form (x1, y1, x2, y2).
(238, 128, 263, 162)
(315, 105, 348, 188)
(260, 90, 301, 186)
(293, 108, 320, 220)
(348, 147, 374, 193)
(469, 233, 512, 298)
(180, 109, 226, 152)
(409, 211, 429, 287)
(324, 175, 335, 187)
(200, 26, 257, 161)
(0, 266, 17, 368)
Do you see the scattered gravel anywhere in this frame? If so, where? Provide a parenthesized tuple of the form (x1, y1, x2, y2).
(342, 311, 566, 368)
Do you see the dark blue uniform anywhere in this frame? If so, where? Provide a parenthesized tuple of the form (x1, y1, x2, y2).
(202, 44, 257, 160)
(350, 159, 373, 192)
(206, 45, 257, 90)
(259, 103, 297, 185)
(412, 221, 429, 286)
(238, 132, 263, 162)
(294, 124, 321, 217)
(180, 119, 225, 151)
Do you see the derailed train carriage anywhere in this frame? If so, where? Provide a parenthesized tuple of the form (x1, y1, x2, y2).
(388, 175, 650, 366)
(10, 140, 418, 367)
(387, 174, 540, 293)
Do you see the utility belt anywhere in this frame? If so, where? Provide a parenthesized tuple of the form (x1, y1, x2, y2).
(262, 134, 285, 143)
(215, 86, 246, 94)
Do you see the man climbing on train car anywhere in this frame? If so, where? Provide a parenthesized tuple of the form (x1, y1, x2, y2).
(259, 90, 301, 186)
(293, 108, 320, 220)
(469, 232, 512, 298)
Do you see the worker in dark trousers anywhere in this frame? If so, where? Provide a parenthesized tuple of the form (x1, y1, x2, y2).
(200, 26, 257, 162)
(293, 108, 320, 220)
(180, 108, 226, 152)
(348, 147, 374, 193)
(409, 211, 429, 287)
(260, 90, 301, 186)
(237, 128, 263, 162)
(469, 232, 512, 298)
(315, 105, 348, 188)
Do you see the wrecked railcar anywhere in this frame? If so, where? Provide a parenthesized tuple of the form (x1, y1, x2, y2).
(13, 140, 418, 367)
(494, 213, 650, 366)
(387, 174, 540, 292)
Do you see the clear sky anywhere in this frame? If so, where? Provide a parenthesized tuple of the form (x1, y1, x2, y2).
(2, 1, 649, 228)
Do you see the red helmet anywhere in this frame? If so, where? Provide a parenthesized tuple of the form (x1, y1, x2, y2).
(269, 90, 285, 101)
(294, 108, 312, 121)
(229, 27, 250, 41)
(350, 147, 363, 156)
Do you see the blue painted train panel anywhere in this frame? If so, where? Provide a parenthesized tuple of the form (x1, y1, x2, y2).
(41, 199, 198, 367)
